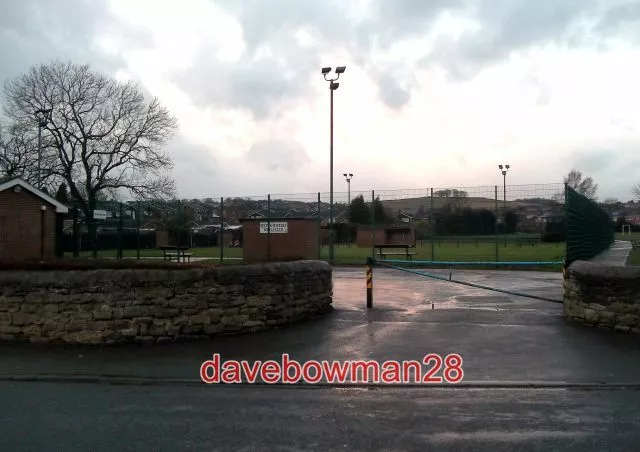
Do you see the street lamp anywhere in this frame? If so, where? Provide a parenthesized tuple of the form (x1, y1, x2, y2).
(343, 173, 353, 247)
(35, 108, 52, 190)
(343, 173, 353, 206)
(498, 164, 510, 245)
(322, 65, 346, 264)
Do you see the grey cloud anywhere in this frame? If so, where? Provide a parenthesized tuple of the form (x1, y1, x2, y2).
(421, 0, 603, 80)
(168, 136, 221, 197)
(216, 0, 351, 50)
(176, 34, 319, 119)
(0, 0, 153, 86)
(376, 73, 412, 109)
(572, 149, 615, 173)
(245, 139, 310, 172)
(173, 0, 357, 119)
(363, 0, 468, 43)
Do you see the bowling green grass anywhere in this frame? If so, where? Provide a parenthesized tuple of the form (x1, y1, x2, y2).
(65, 240, 566, 267)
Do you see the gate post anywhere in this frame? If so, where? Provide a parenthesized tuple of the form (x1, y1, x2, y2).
(366, 257, 373, 309)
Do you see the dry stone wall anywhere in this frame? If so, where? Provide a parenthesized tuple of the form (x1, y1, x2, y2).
(0, 261, 332, 344)
(564, 261, 640, 333)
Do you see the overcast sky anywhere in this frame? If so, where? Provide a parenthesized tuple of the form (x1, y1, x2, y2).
(1, 0, 640, 201)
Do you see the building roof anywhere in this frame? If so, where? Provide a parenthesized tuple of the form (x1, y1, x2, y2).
(0, 177, 69, 213)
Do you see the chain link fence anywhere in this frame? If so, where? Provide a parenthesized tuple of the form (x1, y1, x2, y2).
(59, 183, 574, 265)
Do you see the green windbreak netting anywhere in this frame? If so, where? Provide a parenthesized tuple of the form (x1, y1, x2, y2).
(565, 185, 614, 265)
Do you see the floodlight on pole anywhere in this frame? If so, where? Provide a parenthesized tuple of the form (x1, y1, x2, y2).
(321, 65, 347, 265)
(35, 108, 52, 190)
(498, 163, 510, 245)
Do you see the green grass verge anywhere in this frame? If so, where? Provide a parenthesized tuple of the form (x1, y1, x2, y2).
(615, 232, 640, 241)
(66, 241, 565, 268)
(627, 248, 640, 266)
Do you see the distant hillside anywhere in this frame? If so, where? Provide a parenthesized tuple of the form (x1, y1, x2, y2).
(379, 196, 544, 211)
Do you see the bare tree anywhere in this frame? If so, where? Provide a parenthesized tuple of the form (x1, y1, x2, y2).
(564, 169, 598, 200)
(3, 60, 178, 255)
(633, 184, 640, 201)
(0, 120, 58, 192)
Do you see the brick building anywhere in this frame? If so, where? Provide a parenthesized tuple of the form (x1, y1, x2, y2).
(356, 225, 416, 248)
(0, 178, 68, 260)
(240, 217, 319, 263)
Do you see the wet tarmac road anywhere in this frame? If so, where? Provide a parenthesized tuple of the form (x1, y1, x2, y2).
(3, 382, 640, 451)
(2, 267, 640, 450)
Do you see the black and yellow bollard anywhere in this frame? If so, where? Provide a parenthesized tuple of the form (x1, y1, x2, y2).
(366, 257, 373, 309)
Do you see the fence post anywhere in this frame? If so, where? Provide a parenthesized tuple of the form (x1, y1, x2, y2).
(563, 182, 569, 269)
(72, 206, 80, 257)
(430, 188, 435, 261)
(117, 202, 124, 260)
(267, 194, 271, 261)
(317, 192, 321, 260)
(366, 257, 373, 308)
(495, 185, 499, 262)
(371, 190, 376, 262)
(220, 197, 224, 265)
(136, 201, 141, 260)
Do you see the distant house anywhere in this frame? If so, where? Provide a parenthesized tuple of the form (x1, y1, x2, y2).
(397, 212, 413, 224)
(0, 177, 68, 260)
(246, 211, 266, 219)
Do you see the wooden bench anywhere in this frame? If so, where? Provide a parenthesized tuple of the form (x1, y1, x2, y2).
(159, 246, 193, 263)
(375, 245, 417, 260)
(164, 252, 194, 263)
(516, 238, 539, 248)
(632, 240, 640, 249)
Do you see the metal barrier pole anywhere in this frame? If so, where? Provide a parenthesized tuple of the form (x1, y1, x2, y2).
(267, 194, 271, 261)
(72, 206, 79, 257)
(117, 202, 123, 259)
(371, 190, 376, 261)
(366, 257, 373, 308)
(220, 197, 224, 264)
(136, 201, 141, 260)
(317, 192, 321, 260)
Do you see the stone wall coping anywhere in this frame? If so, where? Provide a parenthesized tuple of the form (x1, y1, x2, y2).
(0, 260, 331, 287)
(569, 260, 640, 280)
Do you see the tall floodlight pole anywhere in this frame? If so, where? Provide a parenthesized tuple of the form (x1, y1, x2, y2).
(498, 164, 510, 246)
(322, 66, 346, 264)
(35, 108, 52, 190)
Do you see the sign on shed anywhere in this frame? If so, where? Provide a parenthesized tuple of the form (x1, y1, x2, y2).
(259, 221, 288, 234)
(93, 210, 107, 220)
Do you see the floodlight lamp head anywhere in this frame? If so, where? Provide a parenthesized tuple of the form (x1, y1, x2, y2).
(343, 173, 347, 177)
(349, 173, 353, 177)
(335, 66, 346, 74)
(498, 164, 503, 170)
(330, 82, 339, 90)
(505, 164, 510, 170)
(321, 67, 331, 74)
(502, 171, 507, 176)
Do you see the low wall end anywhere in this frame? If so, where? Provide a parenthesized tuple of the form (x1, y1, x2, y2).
(564, 261, 640, 333)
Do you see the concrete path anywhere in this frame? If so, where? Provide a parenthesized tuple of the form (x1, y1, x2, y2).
(591, 240, 632, 266)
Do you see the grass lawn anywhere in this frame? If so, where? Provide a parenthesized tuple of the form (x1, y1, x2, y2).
(615, 232, 640, 241)
(66, 240, 565, 267)
(627, 248, 640, 266)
